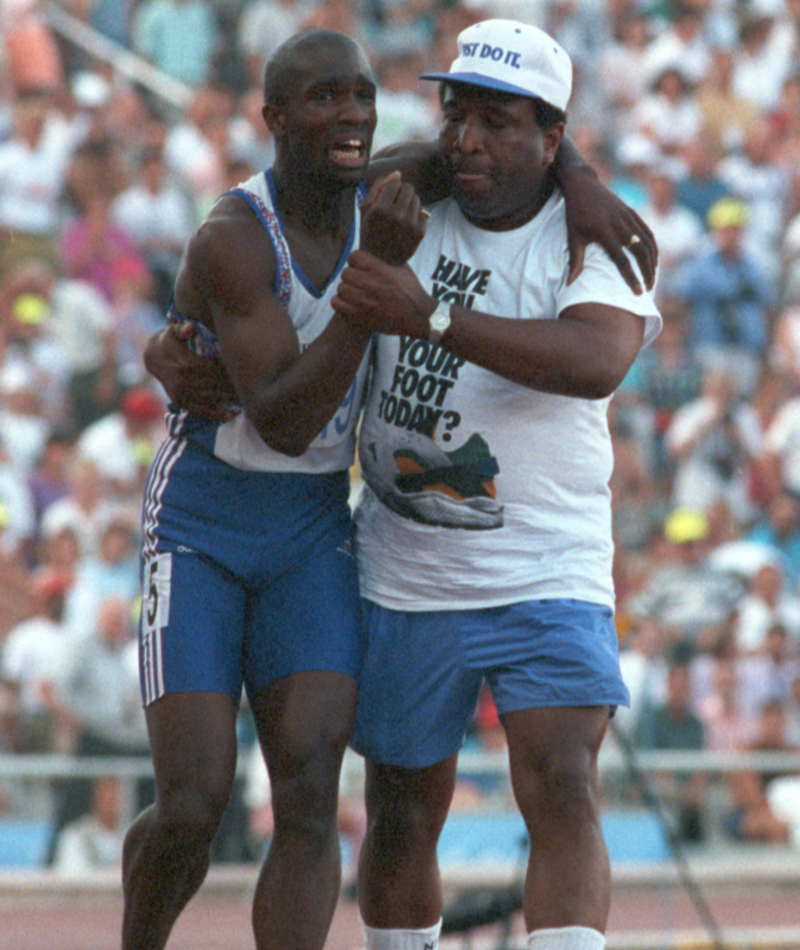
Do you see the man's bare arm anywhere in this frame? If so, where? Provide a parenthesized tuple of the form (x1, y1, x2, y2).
(331, 250, 645, 398)
(366, 136, 658, 294)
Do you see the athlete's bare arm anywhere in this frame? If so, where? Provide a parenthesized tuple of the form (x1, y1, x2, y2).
(146, 174, 427, 439)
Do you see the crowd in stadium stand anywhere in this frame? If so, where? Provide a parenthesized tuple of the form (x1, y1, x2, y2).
(0, 0, 799, 867)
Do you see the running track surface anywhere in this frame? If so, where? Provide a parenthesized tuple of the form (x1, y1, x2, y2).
(2, 875, 799, 950)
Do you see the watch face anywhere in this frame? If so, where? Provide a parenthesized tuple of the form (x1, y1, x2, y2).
(432, 312, 449, 330)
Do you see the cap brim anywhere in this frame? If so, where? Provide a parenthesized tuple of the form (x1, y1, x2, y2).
(419, 71, 542, 101)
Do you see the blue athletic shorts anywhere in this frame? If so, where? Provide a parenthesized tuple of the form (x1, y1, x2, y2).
(349, 598, 629, 768)
(139, 436, 364, 706)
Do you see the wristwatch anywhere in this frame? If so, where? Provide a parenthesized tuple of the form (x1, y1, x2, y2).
(427, 304, 451, 346)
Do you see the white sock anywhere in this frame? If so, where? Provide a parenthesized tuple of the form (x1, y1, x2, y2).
(361, 919, 442, 950)
(527, 926, 605, 950)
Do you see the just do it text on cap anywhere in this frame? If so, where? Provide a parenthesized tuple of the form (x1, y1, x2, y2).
(420, 19, 573, 113)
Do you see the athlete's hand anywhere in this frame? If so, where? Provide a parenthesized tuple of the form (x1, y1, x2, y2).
(359, 171, 429, 267)
(559, 164, 658, 294)
(144, 322, 239, 421)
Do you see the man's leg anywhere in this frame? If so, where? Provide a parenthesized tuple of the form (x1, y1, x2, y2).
(122, 691, 239, 950)
(248, 670, 358, 950)
(358, 754, 459, 950)
(504, 705, 610, 950)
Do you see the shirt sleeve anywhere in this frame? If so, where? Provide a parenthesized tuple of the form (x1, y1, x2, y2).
(557, 243, 662, 349)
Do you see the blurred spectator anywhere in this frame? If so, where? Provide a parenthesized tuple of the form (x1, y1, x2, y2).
(0, 89, 84, 274)
(781, 214, 800, 306)
(40, 456, 116, 560)
(616, 617, 672, 740)
(164, 86, 235, 212)
(759, 373, 800, 499)
(695, 46, 761, 153)
(608, 403, 664, 550)
(110, 143, 194, 312)
(739, 623, 799, 713)
(611, 133, 660, 211)
(748, 490, 800, 590)
(0, 500, 36, 639)
(769, 306, 800, 380)
(599, 10, 652, 138)
(24, 262, 120, 430)
(0, 361, 51, 473)
(27, 428, 75, 543)
(61, 130, 128, 224)
(372, 46, 441, 153)
(733, 561, 800, 653)
(635, 649, 707, 841)
(236, 0, 314, 88)
(107, 255, 165, 387)
(0, 435, 37, 557)
(731, 0, 794, 113)
(675, 135, 730, 227)
(0, 568, 73, 752)
(626, 298, 703, 486)
(640, 165, 704, 279)
(63, 511, 140, 640)
(59, 192, 144, 304)
(627, 508, 746, 636)
(633, 65, 703, 157)
(51, 775, 127, 873)
(76, 386, 165, 500)
(665, 366, 760, 520)
(1, 0, 64, 98)
(46, 594, 149, 858)
(668, 197, 774, 396)
(227, 86, 275, 175)
(132, 0, 220, 89)
(722, 698, 794, 844)
(718, 116, 791, 280)
(0, 267, 68, 423)
(743, 366, 794, 507)
(698, 657, 759, 752)
(36, 520, 82, 583)
(640, 2, 712, 88)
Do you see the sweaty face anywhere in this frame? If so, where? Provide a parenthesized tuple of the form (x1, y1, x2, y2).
(439, 84, 563, 231)
(275, 43, 377, 186)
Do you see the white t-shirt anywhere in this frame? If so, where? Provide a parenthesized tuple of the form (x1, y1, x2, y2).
(354, 192, 661, 611)
(764, 397, 800, 495)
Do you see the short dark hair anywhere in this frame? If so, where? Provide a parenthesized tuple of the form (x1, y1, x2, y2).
(263, 29, 363, 107)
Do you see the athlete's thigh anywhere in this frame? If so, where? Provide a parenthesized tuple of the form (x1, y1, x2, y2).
(350, 602, 484, 769)
(242, 523, 364, 694)
(248, 670, 358, 793)
(140, 546, 248, 706)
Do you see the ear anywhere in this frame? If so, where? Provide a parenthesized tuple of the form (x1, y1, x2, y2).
(543, 123, 565, 167)
(262, 102, 286, 138)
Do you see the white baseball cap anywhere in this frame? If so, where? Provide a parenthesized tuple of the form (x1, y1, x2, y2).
(420, 19, 572, 112)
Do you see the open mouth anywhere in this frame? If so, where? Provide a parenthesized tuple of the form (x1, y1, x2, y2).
(330, 138, 368, 168)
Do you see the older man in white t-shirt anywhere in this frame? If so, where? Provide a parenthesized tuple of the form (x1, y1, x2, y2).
(332, 20, 661, 950)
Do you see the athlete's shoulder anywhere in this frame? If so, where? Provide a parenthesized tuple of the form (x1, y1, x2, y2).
(184, 191, 278, 300)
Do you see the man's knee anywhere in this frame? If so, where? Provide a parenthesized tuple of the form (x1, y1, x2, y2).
(515, 751, 600, 830)
(154, 780, 231, 846)
(366, 775, 452, 862)
(269, 753, 343, 845)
